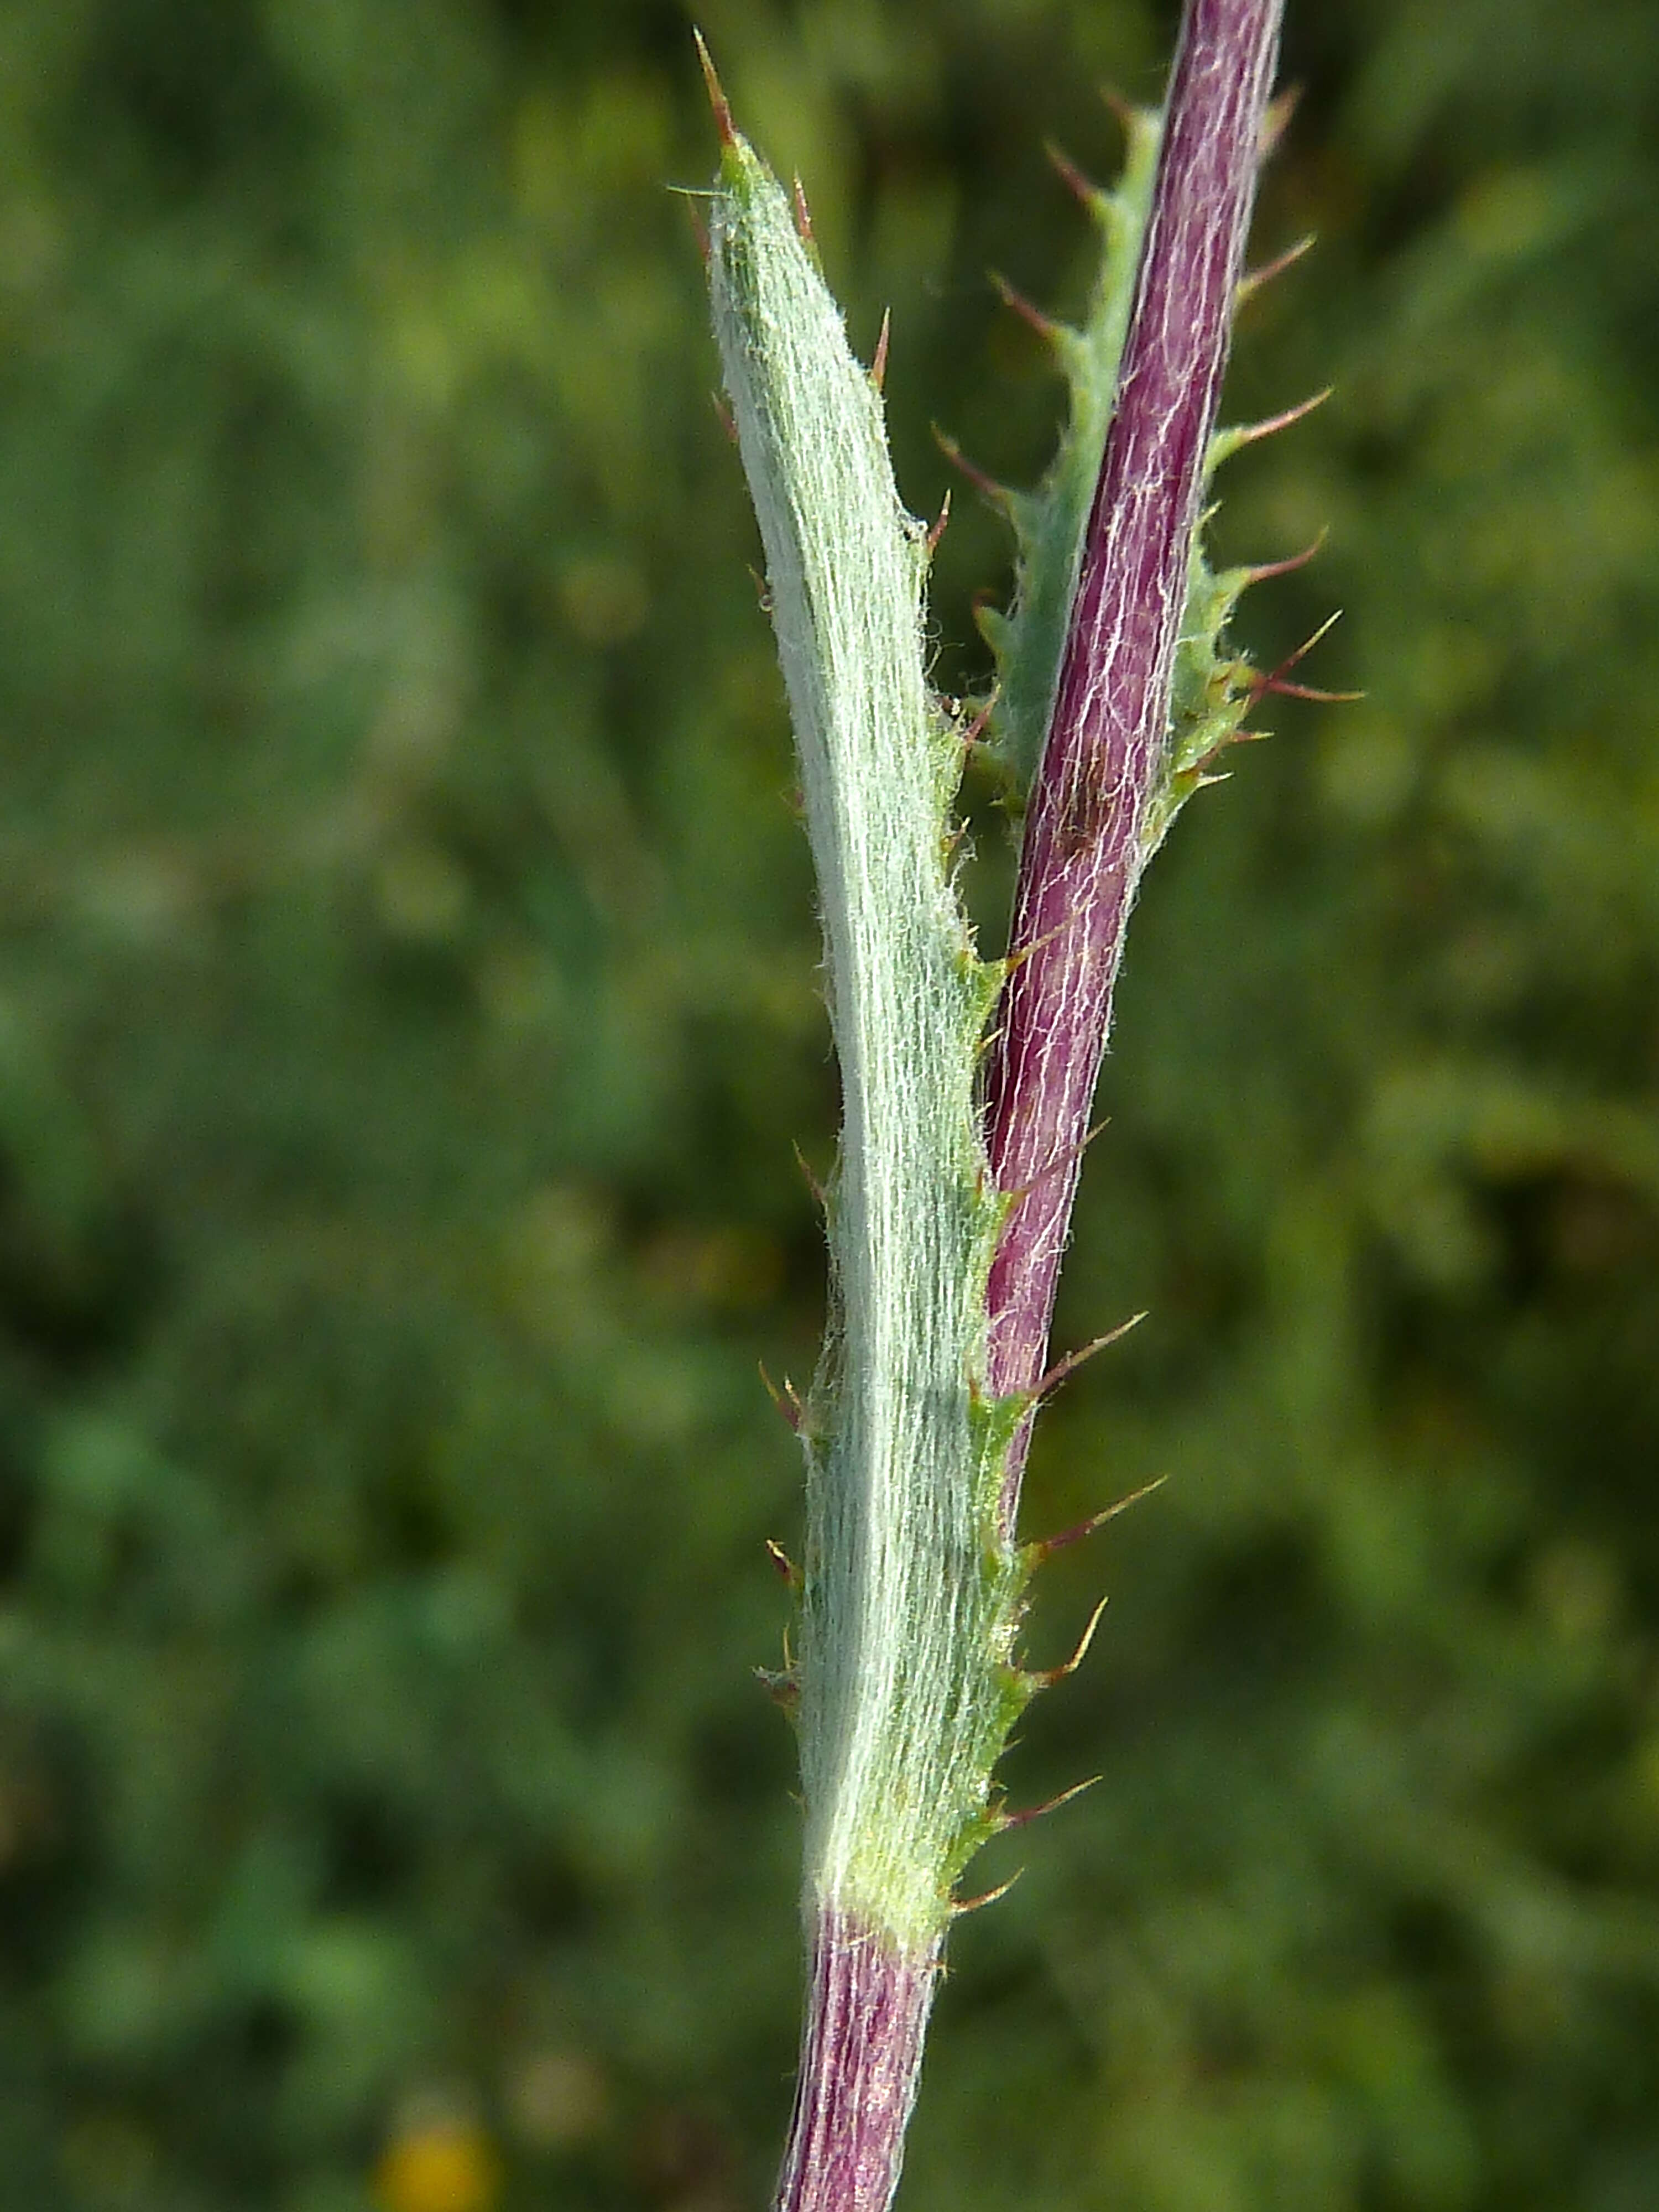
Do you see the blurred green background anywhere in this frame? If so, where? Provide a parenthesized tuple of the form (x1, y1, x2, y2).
(1, 1, 1656, 2208)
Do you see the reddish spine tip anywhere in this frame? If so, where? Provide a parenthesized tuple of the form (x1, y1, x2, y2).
(1027, 1592, 1110, 1691)
(951, 1872, 1021, 1918)
(1098, 82, 1137, 133)
(1229, 385, 1334, 449)
(1027, 1475, 1168, 1566)
(870, 306, 891, 394)
(1031, 1312, 1146, 1405)
(999, 1111, 1108, 1209)
(759, 1364, 803, 1433)
(1256, 676, 1365, 705)
(1045, 139, 1099, 208)
(691, 28, 736, 148)
(957, 687, 999, 752)
(791, 1139, 828, 1213)
(1241, 525, 1328, 585)
(985, 0, 1287, 1548)
(1244, 608, 1355, 709)
(933, 426, 1011, 512)
(1237, 231, 1315, 304)
(682, 196, 712, 271)
(764, 1535, 801, 1583)
(1000, 1773, 1103, 1830)
(990, 269, 1061, 344)
(790, 173, 817, 247)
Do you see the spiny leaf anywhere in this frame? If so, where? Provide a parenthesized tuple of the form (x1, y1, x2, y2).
(967, 101, 1332, 849)
(973, 99, 1163, 802)
(708, 122, 1040, 1948)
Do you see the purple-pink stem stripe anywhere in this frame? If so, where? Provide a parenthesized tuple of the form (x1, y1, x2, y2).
(773, 1910, 939, 2212)
(984, 0, 1285, 1537)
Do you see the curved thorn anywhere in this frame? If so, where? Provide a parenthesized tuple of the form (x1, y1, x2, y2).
(1214, 387, 1333, 462)
(1000, 1773, 1103, 1831)
(1033, 1313, 1147, 1403)
(1098, 82, 1136, 134)
(1245, 609, 1351, 709)
(1238, 526, 1328, 586)
(870, 306, 891, 394)
(1260, 604, 1342, 670)
(691, 29, 735, 149)
(1027, 1593, 1110, 1691)
(989, 268, 1062, 346)
(1027, 1474, 1169, 1565)
(1044, 139, 1099, 208)
(933, 425, 1013, 513)
(952, 1870, 1022, 1918)
(999, 1115, 1109, 1211)
(1188, 716, 1267, 779)
(1237, 232, 1316, 305)
(995, 916, 1072, 985)
(1286, 604, 1346, 659)
(1261, 677, 1365, 704)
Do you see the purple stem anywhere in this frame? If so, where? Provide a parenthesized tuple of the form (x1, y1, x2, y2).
(773, 4, 1284, 2208)
(984, 0, 1285, 1533)
(773, 1908, 939, 2212)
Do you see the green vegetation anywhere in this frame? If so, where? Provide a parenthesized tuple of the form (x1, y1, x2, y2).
(0, 3, 1655, 2210)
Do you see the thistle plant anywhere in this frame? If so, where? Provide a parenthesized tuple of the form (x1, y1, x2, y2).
(701, 2, 1321, 2204)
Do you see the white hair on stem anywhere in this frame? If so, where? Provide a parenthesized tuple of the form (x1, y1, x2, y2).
(707, 134, 1032, 1950)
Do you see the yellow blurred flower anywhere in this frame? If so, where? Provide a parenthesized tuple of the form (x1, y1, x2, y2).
(373, 2115, 501, 2212)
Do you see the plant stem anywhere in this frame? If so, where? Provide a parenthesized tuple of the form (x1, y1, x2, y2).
(774, 1909, 940, 2212)
(764, 3, 1285, 2205)
(983, 0, 1286, 1536)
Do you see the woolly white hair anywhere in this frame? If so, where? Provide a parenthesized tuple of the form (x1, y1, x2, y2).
(708, 137, 1027, 1951)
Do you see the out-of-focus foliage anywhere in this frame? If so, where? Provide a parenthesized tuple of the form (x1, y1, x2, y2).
(0, 1, 1654, 2208)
